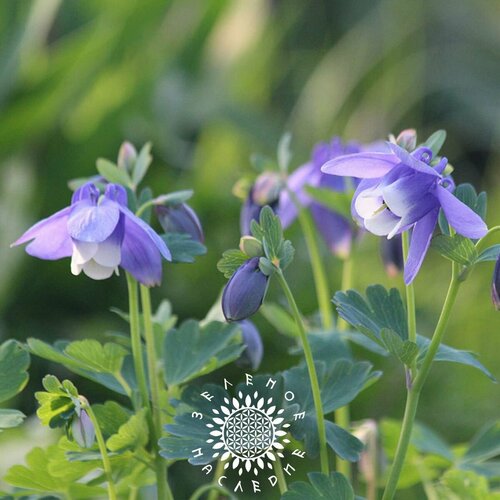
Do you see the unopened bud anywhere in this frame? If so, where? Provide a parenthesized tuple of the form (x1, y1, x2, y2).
(239, 236, 263, 258)
(252, 172, 283, 206)
(71, 409, 95, 448)
(117, 141, 137, 172)
(492, 256, 500, 310)
(396, 129, 417, 152)
(235, 320, 264, 370)
(156, 203, 204, 243)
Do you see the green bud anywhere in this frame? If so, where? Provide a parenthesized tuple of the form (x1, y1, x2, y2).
(117, 141, 137, 172)
(239, 236, 264, 258)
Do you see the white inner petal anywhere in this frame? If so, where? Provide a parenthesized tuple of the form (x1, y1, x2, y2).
(364, 209, 401, 236)
(355, 187, 384, 218)
(93, 239, 121, 267)
(81, 260, 116, 280)
(71, 260, 83, 276)
(72, 240, 98, 265)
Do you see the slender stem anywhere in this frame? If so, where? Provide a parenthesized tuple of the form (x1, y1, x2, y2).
(382, 264, 461, 500)
(207, 460, 225, 500)
(402, 232, 417, 378)
(85, 405, 117, 500)
(140, 284, 171, 500)
(275, 269, 329, 474)
(335, 255, 353, 480)
(126, 273, 150, 411)
(114, 371, 132, 400)
(189, 484, 235, 500)
(475, 225, 500, 254)
(296, 203, 334, 330)
(274, 455, 288, 494)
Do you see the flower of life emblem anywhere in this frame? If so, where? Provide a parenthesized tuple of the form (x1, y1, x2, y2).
(190, 374, 307, 495)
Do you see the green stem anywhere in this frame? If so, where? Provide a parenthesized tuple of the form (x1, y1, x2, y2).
(475, 225, 500, 254)
(126, 273, 150, 411)
(207, 460, 225, 500)
(402, 232, 417, 376)
(335, 255, 353, 480)
(296, 203, 334, 330)
(114, 371, 132, 400)
(140, 284, 171, 500)
(274, 455, 288, 494)
(189, 484, 235, 500)
(275, 269, 329, 474)
(382, 264, 461, 500)
(85, 405, 117, 500)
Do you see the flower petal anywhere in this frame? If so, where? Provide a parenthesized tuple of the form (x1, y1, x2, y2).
(404, 208, 439, 284)
(387, 143, 440, 177)
(81, 260, 116, 280)
(93, 218, 124, 267)
(435, 185, 488, 239)
(354, 185, 384, 219)
(71, 240, 98, 265)
(68, 198, 120, 243)
(321, 152, 398, 178)
(12, 207, 73, 260)
(364, 208, 400, 236)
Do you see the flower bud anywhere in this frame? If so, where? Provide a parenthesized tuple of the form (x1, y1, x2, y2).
(222, 257, 268, 322)
(235, 320, 264, 370)
(395, 129, 417, 151)
(71, 409, 95, 448)
(252, 171, 283, 206)
(380, 234, 404, 278)
(117, 141, 137, 172)
(239, 236, 263, 258)
(156, 203, 204, 243)
(492, 255, 500, 310)
(352, 420, 384, 486)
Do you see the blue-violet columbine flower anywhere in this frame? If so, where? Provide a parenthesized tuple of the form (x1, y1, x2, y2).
(278, 137, 362, 258)
(222, 257, 268, 321)
(492, 255, 500, 310)
(321, 142, 488, 283)
(235, 320, 264, 370)
(12, 182, 171, 286)
(156, 203, 204, 243)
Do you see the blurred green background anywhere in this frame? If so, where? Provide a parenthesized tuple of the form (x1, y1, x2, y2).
(0, 0, 499, 498)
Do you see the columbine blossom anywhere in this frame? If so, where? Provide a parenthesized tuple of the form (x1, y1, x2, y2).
(235, 320, 264, 370)
(322, 142, 488, 283)
(12, 182, 171, 286)
(277, 137, 361, 257)
(222, 257, 268, 321)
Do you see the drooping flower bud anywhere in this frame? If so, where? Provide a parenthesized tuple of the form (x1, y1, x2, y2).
(117, 141, 137, 172)
(235, 320, 264, 370)
(156, 203, 204, 243)
(352, 420, 384, 488)
(222, 257, 268, 322)
(239, 236, 263, 258)
(395, 129, 417, 151)
(380, 233, 404, 278)
(71, 409, 95, 448)
(252, 171, 283, 206)
(492, 256, 500, 310)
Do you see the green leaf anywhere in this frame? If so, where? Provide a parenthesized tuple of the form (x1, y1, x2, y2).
(411, 422, 454, 460)
(278, 239, 295, 270)
(163, 320, 244, 386)
(162, 233, 206, 263)
(304, 185, 353, 219)
(454, 184, 487, 220)
(283, 472, 354, 500)
(431, 234, 478, 266)
(0, 340, 30, 403)
(416, 336, 495, 381)
(462, 421, 500, 463)
(259, 205, 283, 259)
(421, 129, 446, 156)
(96, 158, 132, 187)
(217, 249, 248, 278)
(333, 285, 408, 346)
(0, 409, 26, 431)
(64, 339, 128, 375)
(326, 422, 364, 462)
(476, 245, 500, 263)
(92, 401, 131, 439)
(438, 470, 490, 500)
(381, 328, 419, 366)
(260, 302, 300, 338)
(137, 186, 153, 224)
(106, 408, 148, 452)
(132, 142, 152, 187)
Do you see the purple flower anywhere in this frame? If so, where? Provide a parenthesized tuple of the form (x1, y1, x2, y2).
(322, 142, 488, 283)
(492, 256, 500, 310)
(156, 203, 204, 243)
(278, 137, 361, 257)
(222, 257, 268, 321)
(71, 409, 95, 448)
(12, 182, 171, 286)
(235, 320, 264, 370)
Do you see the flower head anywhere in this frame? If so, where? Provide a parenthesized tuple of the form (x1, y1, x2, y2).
(156, 203, 204, 243)
(322, 142, 488, 283)
(12, 182, 171, 286)
(222, 257, 268, 321)
(235, 320, 264, 370)
(492, 256, 500, 310)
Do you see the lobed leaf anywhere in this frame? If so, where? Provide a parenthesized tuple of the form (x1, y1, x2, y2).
(96, 158, 132, 187)
(282, 472, 354, 500)
(0, 340, 30, 403)
(431, 234, 478, 266)
(162, 232, 206, 263)
(216, 249, 248, 278)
